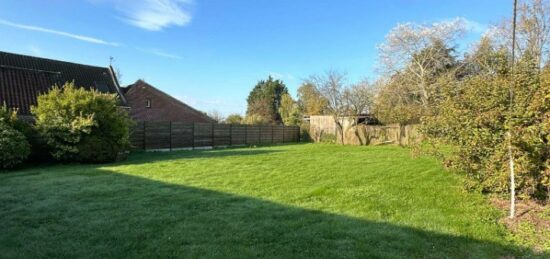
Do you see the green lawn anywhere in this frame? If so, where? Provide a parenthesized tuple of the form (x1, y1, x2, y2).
(0, 144, 543, 258)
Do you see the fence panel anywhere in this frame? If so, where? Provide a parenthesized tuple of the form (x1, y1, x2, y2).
(213, 124, 231, 147)
(130, 122, 145, 149)
(194, 123, 213, 147)
(130, 122, 300, 151)
(231, 125, 247, 146)
(273, 125, 284, 143)
(145, 121, 171, 150)
(260, 125, 272, 144)
(171, 122, 194, 149)
(246, 126, 260, 145)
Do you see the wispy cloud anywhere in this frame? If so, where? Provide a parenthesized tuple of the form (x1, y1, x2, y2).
(136, 47, 181, 59)
(113, 0, 193, 31)
(176, 95, 245, 116)
(269, 72, 296, 82)
(28, 45, 43, 56)
(459, 17, 489, 34)
(0, 18, 119, 46)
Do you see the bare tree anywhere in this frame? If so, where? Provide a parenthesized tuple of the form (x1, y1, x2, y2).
(377, 19, 465, 108)
(343, 80, 375, 144)
(344, 79, 374, 122)
(207, 110, 225, 123)
(518, 0, 550, 66)
(487, 0, 550, 68)
(308, 70, 347, 144)
(308, 72, 374, 144)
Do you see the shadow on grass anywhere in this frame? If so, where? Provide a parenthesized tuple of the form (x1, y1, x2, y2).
(0, 168, 542, 258)
(1, 146, 288, 174)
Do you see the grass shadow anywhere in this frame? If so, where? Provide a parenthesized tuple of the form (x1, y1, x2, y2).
(1, 146, 288, 174)
(0, 167, 543, 258)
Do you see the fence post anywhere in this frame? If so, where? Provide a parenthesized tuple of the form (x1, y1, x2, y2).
(282, 126, 286, 143)
(192, 122, 195, 149)
(211, 123, 215, 147)
(297, 126, 300, 142)
(258, 125, 261, 144)
(245, 124, 248, 145)
(229, 124, 233, 146)
(143, 121, 147, 150)
(271, 125, 274, 144)
(169, 121, 172, 151)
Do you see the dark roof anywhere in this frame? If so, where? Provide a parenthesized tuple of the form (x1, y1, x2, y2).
(0, 51, 127, 115)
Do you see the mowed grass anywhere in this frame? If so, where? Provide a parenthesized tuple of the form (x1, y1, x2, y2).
(0, 144, 541, 258)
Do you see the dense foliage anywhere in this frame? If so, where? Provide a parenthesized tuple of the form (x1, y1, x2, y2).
(243, 113, 269, 125)
(374, 0, 550, 202)
(0, 107, 30, 169)
(296, 82, 327, 115)
(246, 76, 288, 124)
(32, 83, 132, 163)
(278, 93, 301, 126)
(421, 51, 549, 200)
(224, 114, 243, 124)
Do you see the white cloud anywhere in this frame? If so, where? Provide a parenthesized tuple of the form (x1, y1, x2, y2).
(136, 47, 181, 59)
(28, 45, 43, 56)
(114, 0, 193, 31)
(268, 72, 296, 81)
(459, 17, 489, 34)
(435, 17, 489, 35)
(0, 18, 119, 46)
(176, 95, 245, 116)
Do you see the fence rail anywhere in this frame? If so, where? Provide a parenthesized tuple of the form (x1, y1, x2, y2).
(130, 122, 300, 151)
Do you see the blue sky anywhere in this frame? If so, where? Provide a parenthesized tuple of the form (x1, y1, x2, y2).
(0, 0, 511, 116)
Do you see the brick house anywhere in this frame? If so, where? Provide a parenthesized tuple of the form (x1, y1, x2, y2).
(0, 51, 128, 120)
(122, 80, 213, 123)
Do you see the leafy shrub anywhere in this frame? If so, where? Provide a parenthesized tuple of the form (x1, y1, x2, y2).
(0, 104, 18, 125)
(32, 82, 132, 163)
(0, 122, 30, 169)
(420, 53, 550, 201)
(244, 113, 270, 125)
(224, 114, 243, 124)
(0, 105, 52, 163)
(300, 123, 312, 142)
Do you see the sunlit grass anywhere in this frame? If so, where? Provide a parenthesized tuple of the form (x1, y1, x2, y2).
(0, 144, 540, 257)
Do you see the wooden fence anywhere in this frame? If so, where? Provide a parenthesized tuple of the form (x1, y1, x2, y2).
(344, 124, 421, 146)
(130, 122, 300, 151)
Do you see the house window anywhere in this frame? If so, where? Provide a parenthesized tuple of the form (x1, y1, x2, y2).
(146, 98, 151, 108)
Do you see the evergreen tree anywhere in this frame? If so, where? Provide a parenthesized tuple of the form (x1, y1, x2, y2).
(246, 76, 288, 124)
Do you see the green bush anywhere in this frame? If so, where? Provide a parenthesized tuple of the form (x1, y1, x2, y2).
(300, 123, 312, 142)
(32, 82, 132, 163)
(0, 122, 30, 169)
(0, 106, 51, 163)
(420, 53, 550, 201)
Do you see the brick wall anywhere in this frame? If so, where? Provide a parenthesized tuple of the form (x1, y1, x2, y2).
(124, 80, 213, 123)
